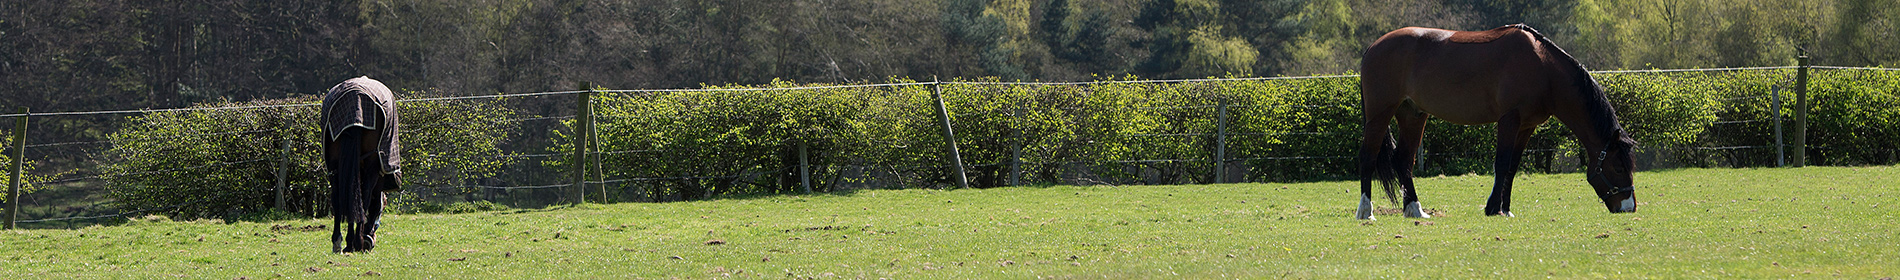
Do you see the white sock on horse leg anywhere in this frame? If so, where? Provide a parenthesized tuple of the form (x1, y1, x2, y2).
(1356, 196, 1376, 220)
(1404, 201, 1430, 218)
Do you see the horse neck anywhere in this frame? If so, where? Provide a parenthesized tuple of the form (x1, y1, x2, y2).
(1563, 118, 1614, 155)
(1551, 86, 1625, 156)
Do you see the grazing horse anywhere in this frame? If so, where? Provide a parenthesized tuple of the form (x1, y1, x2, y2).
(1356, 24, 1637, 219)
(322, 77, 403, 252)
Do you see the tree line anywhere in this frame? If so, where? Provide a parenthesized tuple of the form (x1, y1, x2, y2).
(2, 0, 1895, 143)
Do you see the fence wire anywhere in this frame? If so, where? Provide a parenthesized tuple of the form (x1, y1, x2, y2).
(4, 66, 1897, 229)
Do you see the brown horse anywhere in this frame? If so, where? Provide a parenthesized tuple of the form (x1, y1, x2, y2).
(1357, 24, 1637, 219)
(322, 77, 403, 252)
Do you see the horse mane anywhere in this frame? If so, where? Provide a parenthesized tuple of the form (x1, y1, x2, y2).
(1446, 25, 1520, 44)
(1509, 24, 1637, 149)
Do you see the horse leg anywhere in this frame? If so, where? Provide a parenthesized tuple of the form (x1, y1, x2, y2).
(349, 157, 381, 252)
(1485, 111, 1527, 217)
(331, 215, 344, 253)
(1505, 127, 1537, 214)
(334, 191, 358, 253)
(1393, 103, 1430, 218)
(329, 158, 352, 253)
(361, 188, 386, 252)
(1357, 104, 1399, 220)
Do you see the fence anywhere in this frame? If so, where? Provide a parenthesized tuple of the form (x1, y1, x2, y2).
(4, 65, 1898, 229)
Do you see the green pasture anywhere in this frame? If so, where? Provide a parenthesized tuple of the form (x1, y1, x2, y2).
(4, 166, 1896, 278)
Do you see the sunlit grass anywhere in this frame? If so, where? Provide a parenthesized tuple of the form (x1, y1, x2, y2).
(4, 166, 1896, 278)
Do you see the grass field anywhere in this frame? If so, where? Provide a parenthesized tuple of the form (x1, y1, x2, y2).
(4, 166, 1897, 278)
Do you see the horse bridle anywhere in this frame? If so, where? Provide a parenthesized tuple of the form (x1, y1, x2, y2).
(1590, 150, 1635, 196)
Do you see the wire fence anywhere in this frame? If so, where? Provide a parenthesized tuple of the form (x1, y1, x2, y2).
(4, 66, 1898, 229)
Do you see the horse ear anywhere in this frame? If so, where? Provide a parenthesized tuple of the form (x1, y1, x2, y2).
(1608, 128, 1637, 148)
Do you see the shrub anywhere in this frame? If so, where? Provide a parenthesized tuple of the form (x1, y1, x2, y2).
(1808, 69, 1900, 165)
(544, 69, 1897, 200)
(80, 69, 1897, 210)
(0, 132, 47, 203)
(102, 92, 518, 220)
(571, 80, 889, 201)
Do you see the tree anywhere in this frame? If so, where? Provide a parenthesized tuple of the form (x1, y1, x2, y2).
(1826, 0, 1900, 66)
(1133, 0, 1257, 78)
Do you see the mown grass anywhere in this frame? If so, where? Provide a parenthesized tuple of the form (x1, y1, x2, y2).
(4, 166, 1896, 278)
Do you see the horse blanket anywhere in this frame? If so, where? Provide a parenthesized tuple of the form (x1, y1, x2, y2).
(321, 76, 402, 191)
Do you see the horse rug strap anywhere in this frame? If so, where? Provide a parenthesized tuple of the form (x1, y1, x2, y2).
(322, 76, 403, 191)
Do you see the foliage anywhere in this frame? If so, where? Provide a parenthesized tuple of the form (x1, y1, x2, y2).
(1807, 69, 1900, 165)
(572, 80, 899, 201)
(101, 93, 519, 220)
(1132, 0, 1259, 78)
(10, 0, 1896, 109)
(381, 92, 525, 212)
(99, 99, 322, 221)
(1595, 70, 1778, 168)
(402, 200, 513, 214)
(0, 130, 47, 203)
(5, 166, 1899, 278)
(556, 69, 1897, 202)
(9, 0, 1898, 153)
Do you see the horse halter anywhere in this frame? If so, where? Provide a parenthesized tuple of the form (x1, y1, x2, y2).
(1590, 150, 1635, 196)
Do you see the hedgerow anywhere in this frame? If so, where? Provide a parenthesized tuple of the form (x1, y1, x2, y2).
(101, 92, 518, 220)
(87, 69, 1897, 212)
(562, 69, 1900, 200)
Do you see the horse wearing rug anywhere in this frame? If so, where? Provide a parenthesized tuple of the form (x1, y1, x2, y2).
(322, 77, 403, 252)
(1356, 24, 1638, 219)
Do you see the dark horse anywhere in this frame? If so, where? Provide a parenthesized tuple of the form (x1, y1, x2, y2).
(322, 77, 403, 252)
(1357, 24, 1637, 219)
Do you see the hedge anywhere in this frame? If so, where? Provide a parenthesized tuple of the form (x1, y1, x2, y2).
(82, 69, 1899, 213)
(562, 69, 1899, 201)
(100, 92, 518, 220)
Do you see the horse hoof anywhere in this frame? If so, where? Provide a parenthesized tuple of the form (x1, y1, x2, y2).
(1404, 202, 1430, 218)
(1356, 196, 1376, 220)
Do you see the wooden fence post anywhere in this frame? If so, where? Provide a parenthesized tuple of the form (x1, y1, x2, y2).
(1792, 53, 1810, 167)
(588, 84, 607, 203)
(275, 137, 290, 211)
(6, 108, 27, 230)
(1772, 85, 1784, 167)
(574, 82, 592, 204)
(1213, 99, 1229, 184)
(799, 140, 812, 194)
(931, 78, 970, 189)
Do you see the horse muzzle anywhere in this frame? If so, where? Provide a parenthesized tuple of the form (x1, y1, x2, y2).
(1609, 197, 1637, 213)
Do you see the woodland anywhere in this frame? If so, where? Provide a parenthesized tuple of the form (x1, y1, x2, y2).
(1, 0, 1894, 140)
(3, 0, 1898, 217)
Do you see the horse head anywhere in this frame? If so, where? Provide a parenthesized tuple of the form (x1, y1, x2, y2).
(1588, 135, 1638, 213)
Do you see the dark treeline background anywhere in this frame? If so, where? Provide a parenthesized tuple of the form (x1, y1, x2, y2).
(2, 0, 1895, 121)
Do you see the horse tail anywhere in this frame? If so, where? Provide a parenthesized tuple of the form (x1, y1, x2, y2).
(330, 129, 370, 226)
(330, 177, 351, 220)
(330, 172, 362, 224)
(348, 176, 367, 224)
(1375, 132, 1402, 204)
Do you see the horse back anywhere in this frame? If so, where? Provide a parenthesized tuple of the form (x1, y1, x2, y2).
(321, 77, 403, 177)
(1362, 25, 1556, 125)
